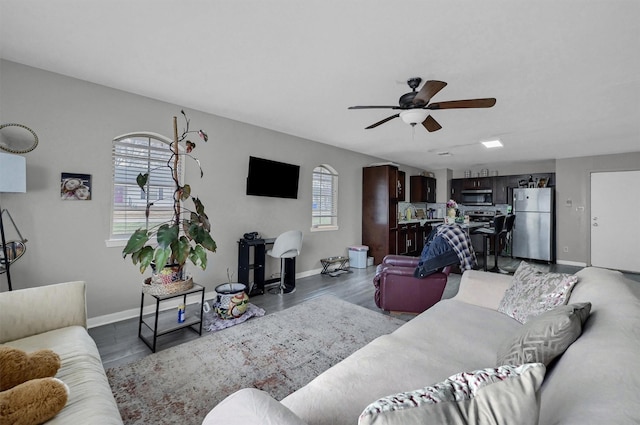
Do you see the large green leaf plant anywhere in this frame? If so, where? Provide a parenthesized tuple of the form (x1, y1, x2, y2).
(122, 110, 217, 274)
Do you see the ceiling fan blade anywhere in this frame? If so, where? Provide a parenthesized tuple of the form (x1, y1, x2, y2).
(365, 114, 399, 129)
(422, 115, 442, 132)
(413, 80, 447, 106)
(348, 105, 399, 110)
(427, 98, 496, 110)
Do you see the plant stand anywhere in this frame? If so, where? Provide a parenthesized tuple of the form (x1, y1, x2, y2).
(138, 283, 205, 352)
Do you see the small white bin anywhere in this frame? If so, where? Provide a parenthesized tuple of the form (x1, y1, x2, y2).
(348, 245, 369, 269)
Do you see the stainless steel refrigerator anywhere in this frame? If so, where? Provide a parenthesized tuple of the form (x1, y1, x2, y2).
(512, 187, 555, 262)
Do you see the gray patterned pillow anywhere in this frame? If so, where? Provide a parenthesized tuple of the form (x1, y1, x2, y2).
(359, 363, 546, 425)
(498, 261, 579, 323)
(497, 302, 591, 367)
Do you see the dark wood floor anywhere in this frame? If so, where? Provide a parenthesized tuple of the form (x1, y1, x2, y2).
(89, 258, 639, 370)
(90, 266, 384, 369)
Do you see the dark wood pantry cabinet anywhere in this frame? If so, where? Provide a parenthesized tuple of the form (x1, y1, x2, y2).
(362, 165, 405, 264)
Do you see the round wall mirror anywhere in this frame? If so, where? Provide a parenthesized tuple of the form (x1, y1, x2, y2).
(0, 123, 39, 154)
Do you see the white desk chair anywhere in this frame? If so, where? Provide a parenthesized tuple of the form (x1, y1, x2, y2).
(267, 230, 303, 294)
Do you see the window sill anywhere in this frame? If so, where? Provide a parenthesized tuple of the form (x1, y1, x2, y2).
(310, 225, 339, 232)
(105, 238, 128, 248)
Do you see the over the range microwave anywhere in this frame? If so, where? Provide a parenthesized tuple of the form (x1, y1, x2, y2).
(461, 189, 493, 206)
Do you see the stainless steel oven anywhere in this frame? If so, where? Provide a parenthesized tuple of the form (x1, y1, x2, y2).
(461, 189, 493, 206)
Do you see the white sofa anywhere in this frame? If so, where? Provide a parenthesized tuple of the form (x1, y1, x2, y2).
(0, 281, 123, 424)
(204, 267, 640, 424)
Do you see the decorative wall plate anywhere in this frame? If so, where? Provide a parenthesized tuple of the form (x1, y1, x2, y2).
(0, 123, 39, 154)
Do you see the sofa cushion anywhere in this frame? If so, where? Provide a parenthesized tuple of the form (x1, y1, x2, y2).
(5, 326, 123, 425)
(497, 302, 591, 367)
(281, 299, 521, 425)
(358, 363, 545, 425)
(498, 261, 579, 323)
(202, 388, 306, 425)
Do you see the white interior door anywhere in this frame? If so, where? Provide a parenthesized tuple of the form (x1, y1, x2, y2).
(590, 170, 640, 273)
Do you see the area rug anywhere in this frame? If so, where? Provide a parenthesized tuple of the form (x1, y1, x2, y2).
(106, 295, 405, 425)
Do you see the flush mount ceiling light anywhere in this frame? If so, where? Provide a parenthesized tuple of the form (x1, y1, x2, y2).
(399, 109, 430, 126)
(481, 139, 503, 148)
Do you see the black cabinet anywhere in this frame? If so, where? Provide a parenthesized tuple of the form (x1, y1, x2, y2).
(493, 175, 520, 204)
(450, 179, 464, 203)
(463, 177, 493, 190)
(238, 237, 288, 295)
(398, 223, 421, 256)
(397, 170, 406, 201)
(410, 175, 436, 203)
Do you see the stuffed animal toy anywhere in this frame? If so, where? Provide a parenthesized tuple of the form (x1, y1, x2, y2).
(0, 346, 69, 425)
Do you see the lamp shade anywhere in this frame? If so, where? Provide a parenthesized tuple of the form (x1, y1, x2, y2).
(0, 152, 26, 193)
(399, 109, 429, 126)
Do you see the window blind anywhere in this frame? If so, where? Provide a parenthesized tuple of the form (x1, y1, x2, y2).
(111, 135, 183, 239)
(312, 166, 338, 228)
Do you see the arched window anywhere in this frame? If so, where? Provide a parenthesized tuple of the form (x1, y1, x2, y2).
(108, 132, 184, 244)
(311, 164, 338, 231)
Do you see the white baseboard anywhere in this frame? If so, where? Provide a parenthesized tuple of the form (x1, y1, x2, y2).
(87, 269, 324, 329)
(87, 290, 218, 329)
(556, 260, 587, 267)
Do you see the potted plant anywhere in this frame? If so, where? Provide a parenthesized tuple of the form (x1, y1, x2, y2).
(122, 110, 217, 294)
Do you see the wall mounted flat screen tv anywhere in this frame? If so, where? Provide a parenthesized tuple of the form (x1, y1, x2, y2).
(246, 156, 300, 199)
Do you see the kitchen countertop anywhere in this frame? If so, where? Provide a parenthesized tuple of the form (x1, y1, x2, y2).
(397, 219, 490, 228)
(398, 219, 444, 226)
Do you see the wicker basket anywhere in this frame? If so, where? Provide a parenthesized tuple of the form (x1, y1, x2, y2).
(142, 276, 194, 296)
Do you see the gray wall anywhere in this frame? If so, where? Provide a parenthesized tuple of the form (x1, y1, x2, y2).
(555, 153, 640, 265)
(0, 60, 422, 322)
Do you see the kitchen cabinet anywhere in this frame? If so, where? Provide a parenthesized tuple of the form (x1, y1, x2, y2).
(416, 224, 427, 255)
(450, 179, 464, 203)
(363, 165, 402, 264)
(397, 222, 427, 257)
(398, 223, 418, 256)
(397, 170, 406, 201)
(493, 175, 520, 204)
(463, 177, 492, 190)
(410, 175, 436, 203)
(452, 173, 556, 206)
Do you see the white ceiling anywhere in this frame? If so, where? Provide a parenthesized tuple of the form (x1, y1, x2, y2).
(1, 0, 639, 170)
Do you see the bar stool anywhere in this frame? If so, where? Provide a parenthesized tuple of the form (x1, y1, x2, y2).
(472, 215, 506, 272)
(267, 230, 303, 294)
(497, 214, 516, 273)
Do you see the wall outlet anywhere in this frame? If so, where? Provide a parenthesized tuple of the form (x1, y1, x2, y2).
(563, 246, 569, 253)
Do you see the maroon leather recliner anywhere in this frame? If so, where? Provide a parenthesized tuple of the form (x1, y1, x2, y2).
(373, 255, 451, 314)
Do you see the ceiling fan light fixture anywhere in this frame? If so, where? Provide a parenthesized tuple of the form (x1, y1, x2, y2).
(399, 109, 429, 126)
(482, 139, 503, 148)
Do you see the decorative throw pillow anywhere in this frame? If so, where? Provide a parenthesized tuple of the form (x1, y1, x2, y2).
(358, 363, 546, 425)
(497, 302, 591, 367)
(498, 261, 579, 323)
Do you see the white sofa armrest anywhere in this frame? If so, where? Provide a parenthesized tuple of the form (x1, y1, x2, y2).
(452, 270, 513, 311)
(202, 388, 307, 425)
(0, 281, 87, 344)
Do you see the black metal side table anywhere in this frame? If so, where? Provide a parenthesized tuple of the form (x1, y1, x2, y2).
(138, 283, 205, 352)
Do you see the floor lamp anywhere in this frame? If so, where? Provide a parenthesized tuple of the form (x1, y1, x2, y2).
(0, 152, 27, 291)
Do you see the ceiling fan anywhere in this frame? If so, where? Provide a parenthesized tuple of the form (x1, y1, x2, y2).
(348, 78, 496, 132)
